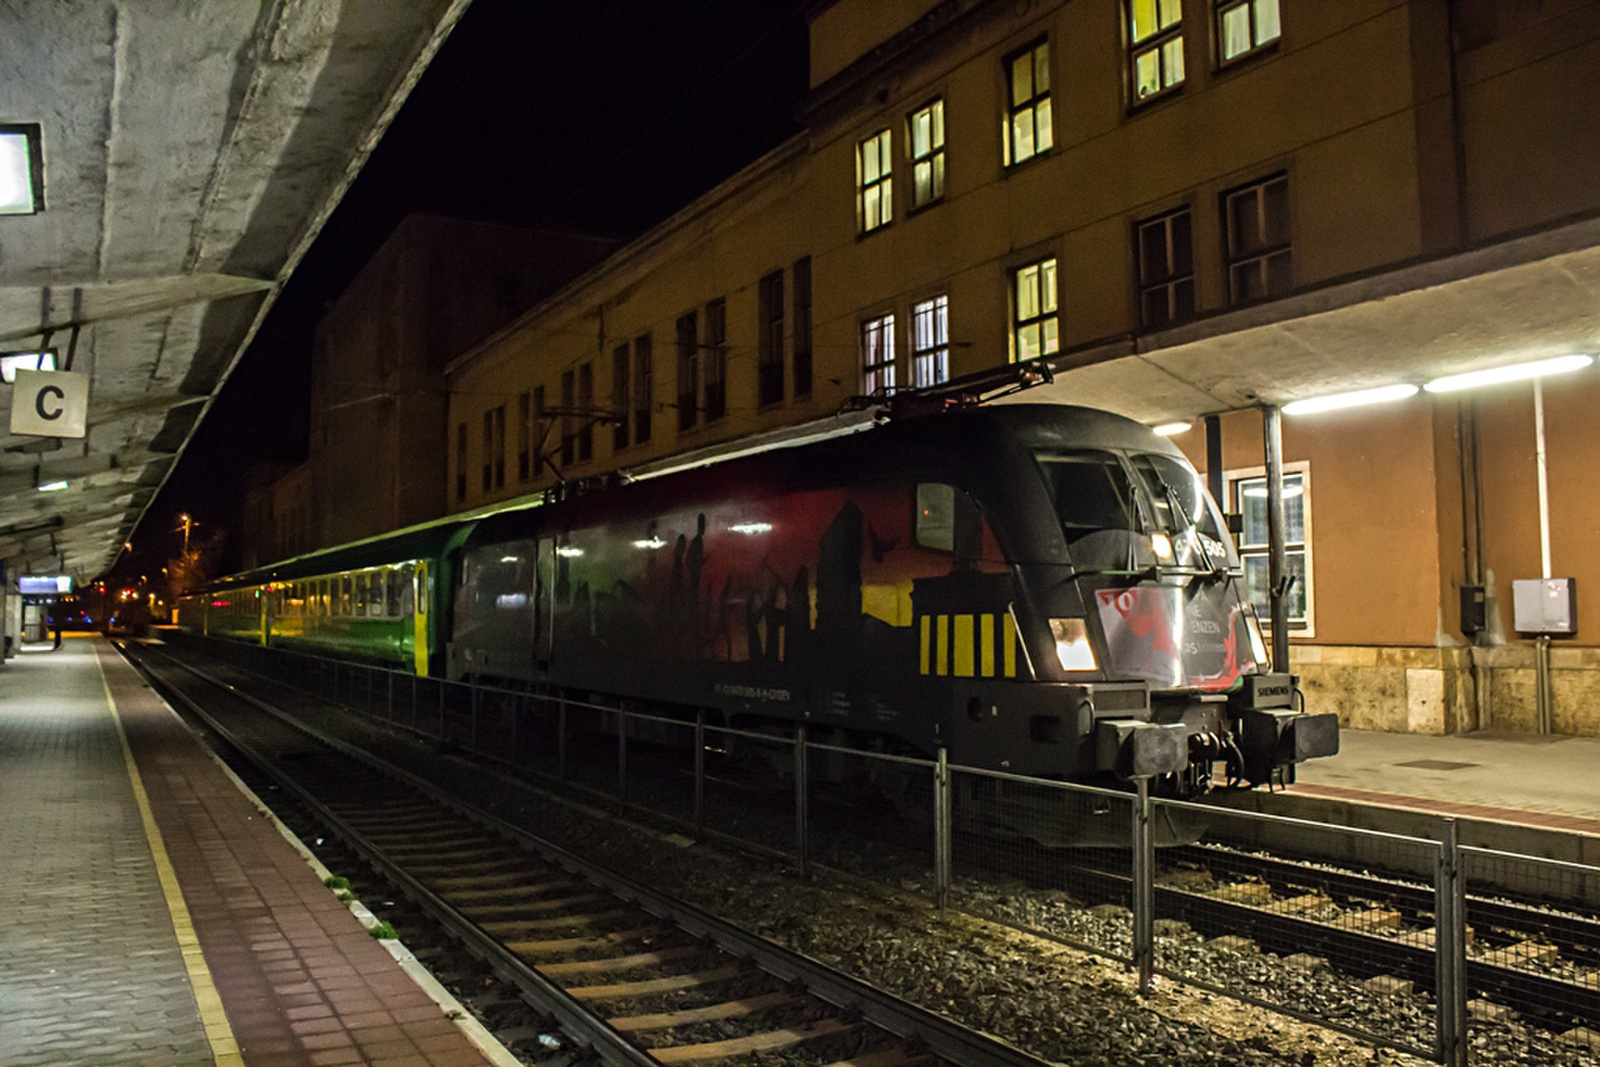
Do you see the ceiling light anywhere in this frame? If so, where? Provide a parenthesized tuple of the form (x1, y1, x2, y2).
(1152, 422, 1192, 436)
(0, 125, 44, 215)
(1282, 383, 1418, 416)
(1241, 483, 1304, 499)
(1423, 354, 1593, 393)
(37, 480, 68, 492)
(1, 350, 56, 383)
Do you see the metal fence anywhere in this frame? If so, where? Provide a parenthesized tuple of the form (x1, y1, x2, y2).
(170, 633, 1600, 1066)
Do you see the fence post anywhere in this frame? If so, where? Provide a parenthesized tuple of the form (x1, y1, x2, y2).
(558, 696, 568, 780)
(1436, 818, 1467, 1067)
(794, 722, 809, 876)
(694, 710, 706, 838)
(617, 709, 628, 804)
(934, 747, 951, 913)
(1132, 777, 1154, 995)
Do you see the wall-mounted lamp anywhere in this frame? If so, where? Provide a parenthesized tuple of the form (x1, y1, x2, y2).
(1282, 383, 1417, 416)
(1, 350, 56, 383)
(1423, 354, 1593, 393)
(0, 124, 45, 215)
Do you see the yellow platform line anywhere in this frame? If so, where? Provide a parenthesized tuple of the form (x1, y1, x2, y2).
(98, 654, 244, 1067)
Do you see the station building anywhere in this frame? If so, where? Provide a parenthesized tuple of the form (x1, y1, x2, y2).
(444, 1, 1600, 738)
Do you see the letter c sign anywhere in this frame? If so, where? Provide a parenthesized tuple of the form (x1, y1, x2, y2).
(10, 369, 88, 438)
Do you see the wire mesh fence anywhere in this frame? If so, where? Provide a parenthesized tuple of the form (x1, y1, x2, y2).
(159, 633, 1600, 1065)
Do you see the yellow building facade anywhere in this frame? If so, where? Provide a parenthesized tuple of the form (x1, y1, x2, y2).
(446, 0, 1600, 736)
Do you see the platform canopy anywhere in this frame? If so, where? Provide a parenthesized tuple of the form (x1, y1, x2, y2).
(0, 0, 467, 580)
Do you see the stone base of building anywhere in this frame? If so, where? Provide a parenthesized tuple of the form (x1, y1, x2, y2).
(1290, 644, 1600, 737)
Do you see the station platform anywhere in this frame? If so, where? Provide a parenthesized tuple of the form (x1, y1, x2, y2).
(0, 636, 508, 1067)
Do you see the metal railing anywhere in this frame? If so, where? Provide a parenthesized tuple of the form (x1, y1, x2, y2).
(169, 633, 1600, 1066)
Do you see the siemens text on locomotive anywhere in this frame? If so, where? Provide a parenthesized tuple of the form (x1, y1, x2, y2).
(179, 395, 1338, 842)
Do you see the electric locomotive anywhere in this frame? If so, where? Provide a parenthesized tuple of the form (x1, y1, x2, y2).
(180, 387, 1338, 842)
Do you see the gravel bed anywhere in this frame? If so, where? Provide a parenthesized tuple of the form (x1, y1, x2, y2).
(183, 654, 1600, 1066)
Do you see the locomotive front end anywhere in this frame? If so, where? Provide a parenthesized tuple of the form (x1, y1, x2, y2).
(1025, 435, 1339, 797)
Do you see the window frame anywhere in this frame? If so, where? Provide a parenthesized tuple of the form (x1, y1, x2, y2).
(676, 310, 698, 433)
(1010, 257, 1060, 363)
(1003, 39, 1053, 168)
(1223, 172, 1292, 306)
(1227, 461, 1314, 637)
(576, 362, 593, 462)
(758, 270, 785, 407)
(703, 298, 727, 422)
(861, 312, 897, 396)
(907, 98, 945, 210)
(1136, 207, 1196, 330)
(1217, 0, 1281, 66)
(1128, 0, 1185, 105)
(856, 128, 893, 233)
(612, 342, 631, 452)
(633, 332, 653, 445)
(911, 294, 950, 389)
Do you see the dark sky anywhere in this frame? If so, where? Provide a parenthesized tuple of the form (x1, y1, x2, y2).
(125, 0, 809, 577)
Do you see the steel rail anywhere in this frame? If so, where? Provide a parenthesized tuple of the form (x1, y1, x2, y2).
(134, 642, 1054, 1067)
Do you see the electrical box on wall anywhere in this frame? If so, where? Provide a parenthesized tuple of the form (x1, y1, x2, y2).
(1512, 578, 1577, 636)
(1459, 585, 1486, 634)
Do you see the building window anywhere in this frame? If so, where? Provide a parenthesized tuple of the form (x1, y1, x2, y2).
(455, 421, 467, 503)
(516, 391, 531, 482)
(908, 99, 945, 208)
(576, 361, 593, 462)
(1004, 40, 1053, 167)
(1129, 0, 1184, 102)
(1137, 208, 1195, 329)
(862, 313, 896, 395)
(481, 405, 504, 492)
(676, 311, 698, 432)
(1225, 174, 1291, 305)
(704, 298, 727, 422)
(1219, 0, 1280, 63)
(560, 370, 575, 467)
(1012, 258, 1059, 362)
(1231, 466, 1311, 631)
(532, 385, 546, 476)
(857, 129, 892, 233)
(612, 343, 631, 452)
(633, 332, 652, 445)
(757, 271, 784, 407)
(793, 257, 812, 398)
(911, 295, 949, 388)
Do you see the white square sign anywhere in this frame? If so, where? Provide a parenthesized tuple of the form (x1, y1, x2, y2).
(10, 369, 88, 438)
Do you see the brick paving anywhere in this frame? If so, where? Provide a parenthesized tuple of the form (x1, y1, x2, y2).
(0, 638, 494, 1066)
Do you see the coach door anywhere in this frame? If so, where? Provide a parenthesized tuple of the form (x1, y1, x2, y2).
(412, 562, 431, 676)
(534, 539, 554, 670)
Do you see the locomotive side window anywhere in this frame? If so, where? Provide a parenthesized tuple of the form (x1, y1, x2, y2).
(915, 483, 981, 556)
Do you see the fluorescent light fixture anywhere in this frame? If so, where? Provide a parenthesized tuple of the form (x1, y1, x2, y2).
(555, 545, 584, 558)
(1241, 483, 1304, 499)
(1152, 421, 1192, 436)
(1, 350, 56, 383)
(631, 537, 667, 549)
(1282, 383, 1418, 416)
(1424, 354, 1594, 393)
(37, 480, 69, 492)
(0, 124, 44, 215)
(729, 522, 772, 535)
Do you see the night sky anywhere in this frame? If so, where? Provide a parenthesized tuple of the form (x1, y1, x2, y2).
(125, 0, 809, 578)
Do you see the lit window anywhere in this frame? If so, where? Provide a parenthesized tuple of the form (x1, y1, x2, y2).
(908, 100, 945, 209)
(1232, 467, 1311, 630)
(911, 295, 949, 388)
(1004, 41, 1053, 167)
(1136, 209, 1194, 329)
(1129, 0, 1184, 102)
(1225, 174, 1291, 305)
(1219, 0, 1280, 63)
(857, 129, 893, 232)
(862, 313, 896, 395)
(0, 124, 44, 215)
(1012, 258, 1059, 362)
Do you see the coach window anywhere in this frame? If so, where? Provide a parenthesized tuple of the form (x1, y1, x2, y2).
(386, 570, 402, 616)
(1004, 40, 1052, 167)
(353, 573, 367, 617)
(1129, 0, 1184, 103)
(366, 572, 384, 616)
(341, 576, 352, 616)
(1230, 464, 1312, 633)
(1219, 0, 1280, 63)
(1011, 258, 1059, 362)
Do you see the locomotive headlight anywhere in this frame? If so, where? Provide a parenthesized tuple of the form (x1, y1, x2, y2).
(1049, 618, 1098, 672)
(1244, 610, 1270, 666)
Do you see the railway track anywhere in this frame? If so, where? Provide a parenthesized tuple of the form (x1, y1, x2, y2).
(121, 640, 1048, 1067)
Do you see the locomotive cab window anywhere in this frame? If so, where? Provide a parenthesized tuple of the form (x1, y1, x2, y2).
(1128, 452, 1236, 570)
